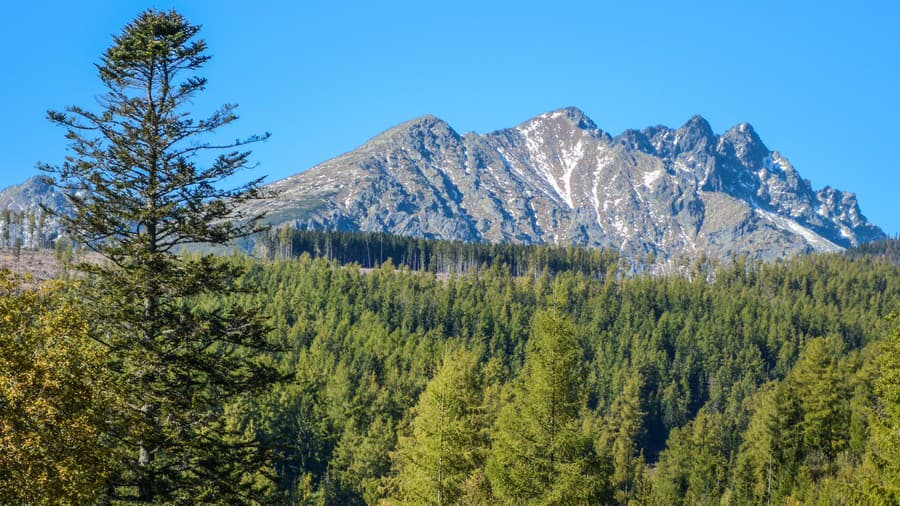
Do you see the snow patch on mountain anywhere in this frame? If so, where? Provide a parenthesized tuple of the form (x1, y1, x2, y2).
(755, 208, 842, 252)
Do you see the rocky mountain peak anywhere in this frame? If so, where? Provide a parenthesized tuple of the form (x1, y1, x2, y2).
(614, 129, 655, 154)
(352, 115, 465, 172)
(407, 113, 450, 130)
(719, 122, 768, 167)
(554, 106, 600, 131)
(514, 106, 604, 139)
(640, 125, 676, 157)
(674, 115, 716, 154)
(2, 108, 886, 266)
(368, 114, 459, 147)
(684, 114, 712, 129)
(0, 176, 68, 212)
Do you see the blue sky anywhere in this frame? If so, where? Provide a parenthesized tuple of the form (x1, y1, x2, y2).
(2, 0, 898, 234)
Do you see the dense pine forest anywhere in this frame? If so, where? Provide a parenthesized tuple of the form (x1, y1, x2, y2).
(237, 235, 900, 504)
(6, 232, 897, 504)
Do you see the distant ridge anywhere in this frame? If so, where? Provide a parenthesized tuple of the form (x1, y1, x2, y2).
(240, 107, 884, 263)
(0, 109, 885, 264)
(0, 176, 70, 249)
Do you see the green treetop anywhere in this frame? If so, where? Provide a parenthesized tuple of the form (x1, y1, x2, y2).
(486, 308, 608, 505)
(390, 348, 490, 505)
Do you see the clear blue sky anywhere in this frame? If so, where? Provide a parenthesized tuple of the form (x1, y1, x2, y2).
(2, 0, 898, 234)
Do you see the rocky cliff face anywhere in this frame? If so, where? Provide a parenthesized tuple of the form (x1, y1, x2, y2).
(246, 107, 885, 263)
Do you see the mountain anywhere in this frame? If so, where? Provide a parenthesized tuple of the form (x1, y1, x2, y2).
(1, 108, 885, 263)
(245, 107, 884, 263)
(0, 176, 70, 249)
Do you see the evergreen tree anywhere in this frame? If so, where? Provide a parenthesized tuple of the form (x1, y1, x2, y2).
(861, 315, 900, 502)
(40, 9, 280, 503)
(731, 380, 802, 504)
(792, 337, 850, 468)
(650, 407, 729, 505)
(486, 309, 608, 504)
(608, 372, 647, 504)
(390, 348, 489, 505)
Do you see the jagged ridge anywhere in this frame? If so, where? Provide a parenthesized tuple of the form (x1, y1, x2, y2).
(247, 107, 884, 263)
(0, 108, 885, 263)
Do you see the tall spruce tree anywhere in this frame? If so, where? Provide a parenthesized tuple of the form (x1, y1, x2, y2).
(40, 9, 281, 503)
(608, 371, 647, 504)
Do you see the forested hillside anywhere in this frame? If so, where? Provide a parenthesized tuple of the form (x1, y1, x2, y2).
(222, 238, 897, 504)
(3, 236, 899, 504)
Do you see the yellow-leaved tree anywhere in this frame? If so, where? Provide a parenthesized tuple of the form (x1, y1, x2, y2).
(0, 270, 113, 504)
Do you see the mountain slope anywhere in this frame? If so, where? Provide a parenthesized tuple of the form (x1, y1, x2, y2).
(246, 108, 885, 262)
(0, 176, 70, 249)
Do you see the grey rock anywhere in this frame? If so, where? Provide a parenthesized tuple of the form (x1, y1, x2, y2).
(2, 108, 886, 265)
(0, 176, 70, 248)
(243, 107, 885, 263)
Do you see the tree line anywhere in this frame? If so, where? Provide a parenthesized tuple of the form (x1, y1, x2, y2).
(255, 227, 621, 279)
